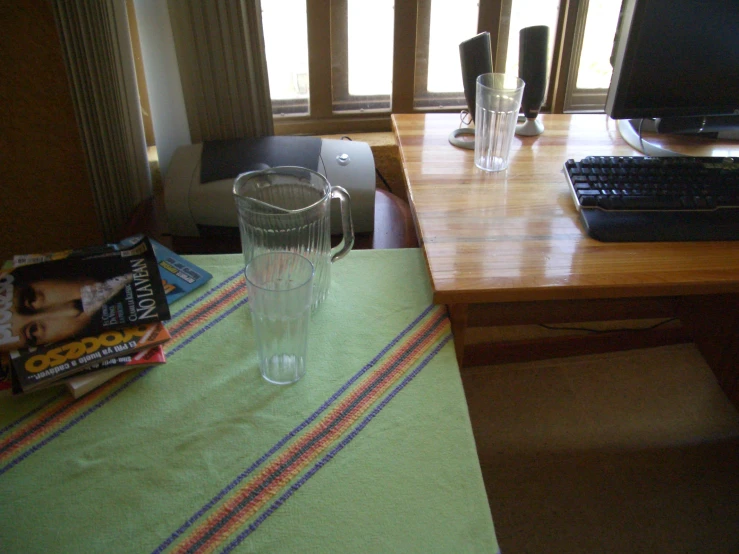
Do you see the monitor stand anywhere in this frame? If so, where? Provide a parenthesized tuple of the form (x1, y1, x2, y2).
(616, 118, 683, 157)
(617, 117, 739, 157)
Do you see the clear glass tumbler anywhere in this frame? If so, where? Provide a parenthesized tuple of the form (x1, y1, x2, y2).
(245, 252, 314, 385)
(474, 73, 525, 172)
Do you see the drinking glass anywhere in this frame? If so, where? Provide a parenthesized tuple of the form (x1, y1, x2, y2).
(245, 252, 314, 385)
(474, 73, 525, 172)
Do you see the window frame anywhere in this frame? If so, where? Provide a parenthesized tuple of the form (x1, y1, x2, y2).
(330, 0, 394, 113)
(271, 0, 612, 136)
(560, 0, 613, 113)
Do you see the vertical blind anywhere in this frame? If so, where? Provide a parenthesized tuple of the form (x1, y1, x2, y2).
(52, 0, 151, 241)
(167, 0, 274, 143)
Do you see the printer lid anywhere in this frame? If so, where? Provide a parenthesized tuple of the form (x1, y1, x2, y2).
(200, 137, 322, 183)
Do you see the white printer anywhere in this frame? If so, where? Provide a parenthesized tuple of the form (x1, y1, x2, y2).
(164, 136, 376, 237)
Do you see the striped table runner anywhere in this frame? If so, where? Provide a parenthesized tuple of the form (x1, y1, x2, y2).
(0, 249, 498, 554)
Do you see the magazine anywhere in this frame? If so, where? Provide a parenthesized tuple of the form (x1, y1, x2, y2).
(9, 322, 171, 393)
(71, 343, 166, 378)
(9, 235, 213, 306)
(65, 345, 166, 399)
(119, 235, 213, 304)
(0, 236, 170, 354)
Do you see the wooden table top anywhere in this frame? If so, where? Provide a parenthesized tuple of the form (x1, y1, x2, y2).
(392, 113, 739, 305)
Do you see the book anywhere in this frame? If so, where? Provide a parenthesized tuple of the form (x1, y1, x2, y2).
(8, 235, 213, 306)
(9, 322, 171, 394)
(0, 236, 170, 354)
(64, 345, 166, 399)
(119, 235, 213, 304)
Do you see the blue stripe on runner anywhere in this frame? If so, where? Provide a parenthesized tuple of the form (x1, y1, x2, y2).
(152, 304, 437, 554)
(222, 333, 453, 551)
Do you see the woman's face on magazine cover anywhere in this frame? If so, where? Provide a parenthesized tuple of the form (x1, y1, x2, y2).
(16, 279, 90, 315)
(6, 279, 95, 350)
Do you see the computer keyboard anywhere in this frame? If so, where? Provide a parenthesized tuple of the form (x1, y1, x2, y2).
(563, 156, 739, 242)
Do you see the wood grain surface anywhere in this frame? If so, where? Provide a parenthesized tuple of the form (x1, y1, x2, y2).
(392, 113, 739, 305)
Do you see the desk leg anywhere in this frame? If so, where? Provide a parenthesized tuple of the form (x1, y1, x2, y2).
(679, 294, 739, 410)
(448, 303, 468, 368)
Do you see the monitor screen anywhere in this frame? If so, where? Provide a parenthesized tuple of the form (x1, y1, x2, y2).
(605, 0, 739, 121)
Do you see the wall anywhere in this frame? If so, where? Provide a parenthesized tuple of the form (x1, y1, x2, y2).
(0, 1, 103, 263)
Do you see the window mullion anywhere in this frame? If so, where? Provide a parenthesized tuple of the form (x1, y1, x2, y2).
(478, 0, 507, 72)
(306, 0, 332, 118)
(550, 0, 583, 113)
(477, 0, 502, 39)
(413, 0, 430, 102)
(561, 0, 590, 112)
(391, 0, 418, 113)
(329, 0, 349, 106)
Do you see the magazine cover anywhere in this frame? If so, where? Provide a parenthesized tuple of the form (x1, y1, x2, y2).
(65, 345, 166, 399)
(9, 322, 171, 393)
(9, 235, 213, 306)
(119, 235, 213, 304)
(0, 237, 170, 354)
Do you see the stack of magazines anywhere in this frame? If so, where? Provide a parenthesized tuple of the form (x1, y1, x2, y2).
(0, 235, 212, 398)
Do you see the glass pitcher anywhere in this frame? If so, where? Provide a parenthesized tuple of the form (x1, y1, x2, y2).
(233, 166, 354, 310)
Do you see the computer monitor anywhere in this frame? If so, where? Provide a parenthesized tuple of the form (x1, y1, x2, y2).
(605, 0, 739, 155)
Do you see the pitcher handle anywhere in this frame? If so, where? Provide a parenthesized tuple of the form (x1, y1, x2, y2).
(330, 186, 354, 263)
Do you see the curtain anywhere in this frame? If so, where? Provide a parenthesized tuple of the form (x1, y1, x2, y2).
(52, 0, 151, 242)
(167, 0, 274, 143)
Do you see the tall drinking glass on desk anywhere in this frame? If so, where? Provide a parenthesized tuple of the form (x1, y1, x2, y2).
(245, 252, 314, 385)
(233, 167, 354, 311)
(474, 73, 525, 172)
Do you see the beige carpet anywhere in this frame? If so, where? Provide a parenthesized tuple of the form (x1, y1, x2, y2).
(461, 344, 739, 554)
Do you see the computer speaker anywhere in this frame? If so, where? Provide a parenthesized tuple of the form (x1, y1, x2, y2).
(516, 25, 549, 136)
(459, 32, 493, 121)
(450, 32, 493, 149)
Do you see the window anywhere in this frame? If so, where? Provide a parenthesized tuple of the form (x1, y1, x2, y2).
(562, 0, 623, 112)
(260, 0, 624, 134)
(331, 0, 395, 112)
(262, 0, 310, 116)
(413, 0, 478, 110)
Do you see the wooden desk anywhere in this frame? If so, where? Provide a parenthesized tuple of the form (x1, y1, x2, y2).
(392, 113, 739, 408)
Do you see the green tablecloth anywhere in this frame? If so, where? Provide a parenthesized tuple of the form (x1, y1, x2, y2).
(0, 248, 498, 553)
